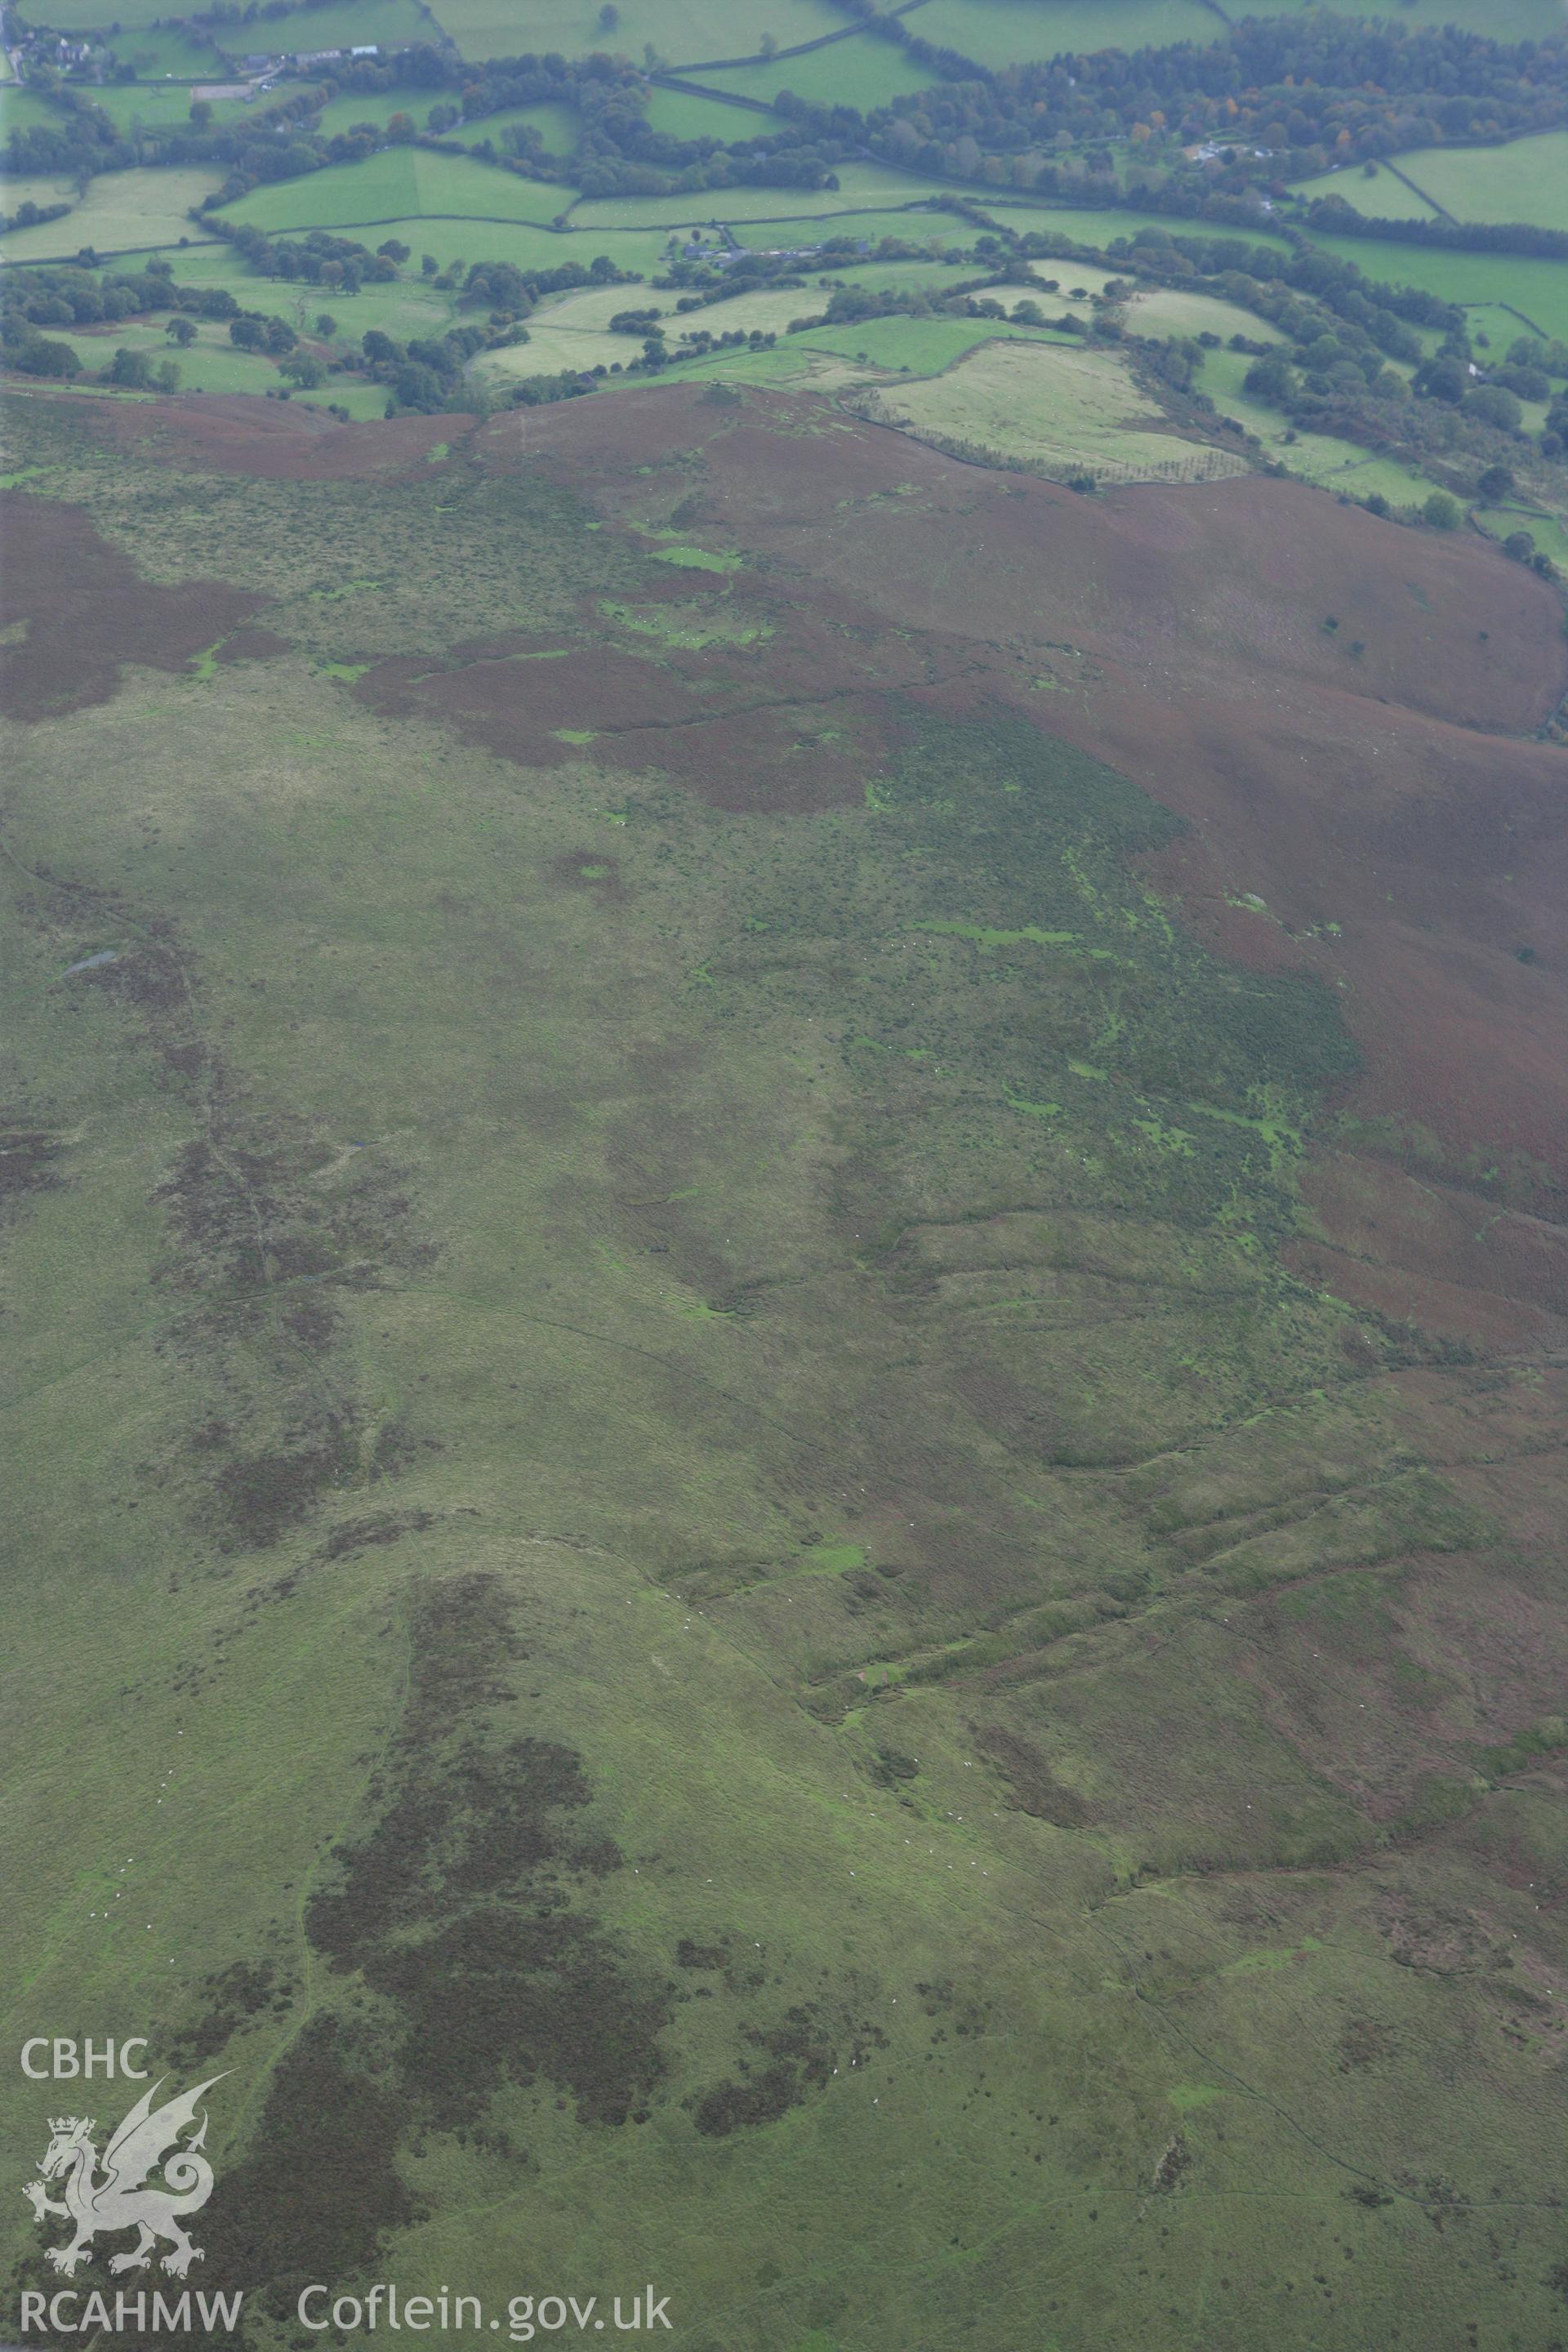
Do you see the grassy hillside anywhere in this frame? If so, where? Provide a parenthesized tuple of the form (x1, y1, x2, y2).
(3, 376, 1567, 2352)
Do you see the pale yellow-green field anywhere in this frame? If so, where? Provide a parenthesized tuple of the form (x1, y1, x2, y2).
(0, 166, 224, 260)
(473, 281, 829, 381)
(1024, 259, 1127, 301)
(858, 336, 1253, 483)
(1125, 286, 1286, 345)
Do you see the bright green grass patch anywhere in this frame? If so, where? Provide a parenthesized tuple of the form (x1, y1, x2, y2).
(918, 918, 1084, 951)
(1169, 2080, 1224, 2111)
(218, 149, 577, 237)
(1288, 158, 1442, 222)
(0, 166, 225, 259)
(649, 541, 742, 572)
(796, 1540, 866, 1574)
(1392, 131, 1568, 232)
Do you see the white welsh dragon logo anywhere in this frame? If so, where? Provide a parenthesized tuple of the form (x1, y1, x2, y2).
(23, 2076, 225, 2279)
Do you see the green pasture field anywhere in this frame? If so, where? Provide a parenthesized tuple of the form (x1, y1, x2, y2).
(227, 0, 433, 49)
(631, 309, 1076, 394)
(472, 285, 1066, 389)
(567, 161, 950, 232)
(0, 166, 225, 258)
(465, 279, 660, 381)
(474, 278, 823, 381)
(796, 310, 1069, 371)
(677, 36, 942, 110)
(4, 209, 657, 298)
(1288, 159, 1441, 222)
(309, 87, 448, 139)
(106, 25, 229, 74)
(299, 211, 674, 275)
(218, 149, 577, 235)
(292, 372, 394, 413)
(427, 0, 844, 65)
(1392, 130, 1568, 231)
(1475, 501, 1568, 571)
(640, 82, 764, 141)
(727, 206, 954, 251)
(457, 99, 581, 154)
(1303, 227, 1568, 346)
(1, 87, 71, 134)
(659, 331, 854, 385)
(1026, 257, 1134, 298)
(1125, 285, 1286, 344)
(808, 252, 997, 300)
(146, 244, 468, 342)
(22, 0, 170, 29)
(826, 251, 989, 291)
(861, 333, 1252, 481)
(309, 91, 581, 149)
(72, 80, 265, 131)
(47, 316, 287, 394)
(1464, 302, 1558, 368)
(898, 0, 1223, 65)
(979, 196, 1294, 258)
(6, 295, 408, 409)
(0, 168, 79, 213)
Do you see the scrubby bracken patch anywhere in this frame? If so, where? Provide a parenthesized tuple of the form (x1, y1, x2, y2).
(305, 1575, 670, 2131)
(0, 491, 280, 719)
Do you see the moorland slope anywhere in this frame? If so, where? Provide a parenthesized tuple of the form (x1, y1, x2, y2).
(3, 378, 1568, 2352)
